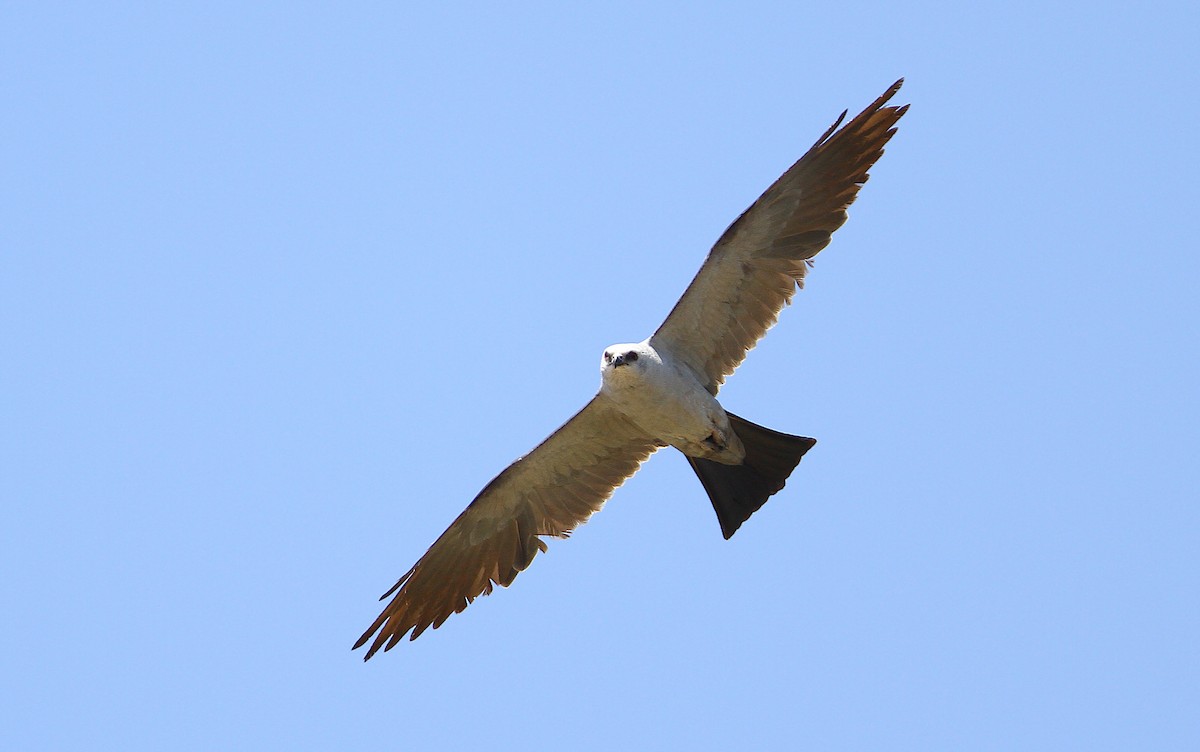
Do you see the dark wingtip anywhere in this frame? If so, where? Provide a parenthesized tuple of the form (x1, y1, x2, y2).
(863, 78, 907, 119)
(353, 632, 380, 661)
(866, 78, 907, 117)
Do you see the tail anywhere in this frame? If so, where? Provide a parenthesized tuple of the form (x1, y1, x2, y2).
(686, 413, 816, 539)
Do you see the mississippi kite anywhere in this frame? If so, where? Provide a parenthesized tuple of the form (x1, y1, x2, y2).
(355, 81, 908, 659)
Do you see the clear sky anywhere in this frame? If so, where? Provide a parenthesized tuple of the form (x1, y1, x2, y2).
(4, 2, 1197, 750)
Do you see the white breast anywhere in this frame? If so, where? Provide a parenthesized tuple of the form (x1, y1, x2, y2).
(599, 340, 729, 451)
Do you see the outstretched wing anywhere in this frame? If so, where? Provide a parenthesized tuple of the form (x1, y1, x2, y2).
(354, 395, 660, 659)
(651, 80, 908, 393)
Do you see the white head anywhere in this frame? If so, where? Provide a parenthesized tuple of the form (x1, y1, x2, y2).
(599, 341, 657, 384)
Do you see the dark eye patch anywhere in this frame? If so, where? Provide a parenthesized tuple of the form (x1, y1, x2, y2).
(625, 351, 639, 362)
(604, 352, 613, 363)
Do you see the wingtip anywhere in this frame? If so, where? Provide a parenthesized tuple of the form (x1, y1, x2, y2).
(352, 630, 377, 659)
(353, 640, 375, 661)
(874, 78, 907, 109)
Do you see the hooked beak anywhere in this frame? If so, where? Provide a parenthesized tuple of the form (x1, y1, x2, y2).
(611, 354, 627, 367)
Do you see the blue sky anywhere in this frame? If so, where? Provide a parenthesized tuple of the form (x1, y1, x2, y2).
(3, 2, 1197, 749)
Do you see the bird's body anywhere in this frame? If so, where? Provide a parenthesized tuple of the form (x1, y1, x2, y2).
(599, 340, 742, 463)
(354, 81, 908, 659)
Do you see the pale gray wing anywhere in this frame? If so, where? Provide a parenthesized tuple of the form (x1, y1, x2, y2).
(650, 80, 908, 393)
(354, 395, 661, 659)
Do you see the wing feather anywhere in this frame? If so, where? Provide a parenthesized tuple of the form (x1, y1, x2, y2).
(651, 80, 908, 392)
(354, 395, 660, 659)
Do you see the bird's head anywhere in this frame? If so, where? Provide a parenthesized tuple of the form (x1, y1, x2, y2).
(600, 341, 655, 383)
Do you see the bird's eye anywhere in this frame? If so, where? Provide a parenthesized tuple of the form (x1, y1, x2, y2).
(604, 352, 612, 363)
(625, 351, 639, 362)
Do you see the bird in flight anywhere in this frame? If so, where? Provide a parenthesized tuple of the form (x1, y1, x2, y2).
(355, 80, 908, 659)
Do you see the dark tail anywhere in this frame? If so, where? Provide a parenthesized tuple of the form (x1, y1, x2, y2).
(686, 413, 816, 539)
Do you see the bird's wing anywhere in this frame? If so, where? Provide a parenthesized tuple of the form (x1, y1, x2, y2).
(650, 80, 908, 393)
(354, 395, 661, 659)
